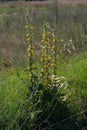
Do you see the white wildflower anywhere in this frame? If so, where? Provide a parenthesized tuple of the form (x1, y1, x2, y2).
(60, 39, 64, 42)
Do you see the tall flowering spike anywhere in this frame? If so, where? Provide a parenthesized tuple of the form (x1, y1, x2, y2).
(51, 30, 58, 75)
(25, 17, 35, 88)
(40, 22, 51, 88)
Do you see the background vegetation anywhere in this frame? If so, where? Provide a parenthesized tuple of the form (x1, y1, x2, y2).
(0, 2, 87, 68)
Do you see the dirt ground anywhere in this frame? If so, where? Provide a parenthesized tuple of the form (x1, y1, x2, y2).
(0, 0, 87, 8)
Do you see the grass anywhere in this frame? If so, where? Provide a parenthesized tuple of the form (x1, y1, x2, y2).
(0, 69, 28, 129)
(0, 52, 87, 129)
(57, 52, 87, 114)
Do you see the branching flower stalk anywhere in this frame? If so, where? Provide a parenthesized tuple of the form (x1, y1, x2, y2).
(25, 17, 35, 91)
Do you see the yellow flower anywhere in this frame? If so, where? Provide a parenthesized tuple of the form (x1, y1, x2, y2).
(40, 58, 43, 62)
(27, 37, 31, 41)
(43, 34, 46, 38)
(31, 26, 34, 30)
(52, 46, 55, 51)
(30, 73, 33, 78)
(41, 40, 44, 43)
(51, 63, 56, 67)
(47, 55, 51, 60)
(26, 34, 29, 37)
(43, 64, 48, 69)
(31, 50, 34, 55)
(25, 24, 29, 29)
(53, 38, 56, 43)
(44, 58, 47, 61)
(27, 46, 30, 50)
(44, 41, 47, 44)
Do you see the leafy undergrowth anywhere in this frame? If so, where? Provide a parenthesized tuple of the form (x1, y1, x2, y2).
(0, 69, 28, 129)
(0, 52, 87, 130)
(57, 52, 87, 112)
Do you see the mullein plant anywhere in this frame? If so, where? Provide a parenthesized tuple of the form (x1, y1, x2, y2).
(24, 21, 68, 129)
(40, 22, 52, 89)
(25, 17, 35, 92)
